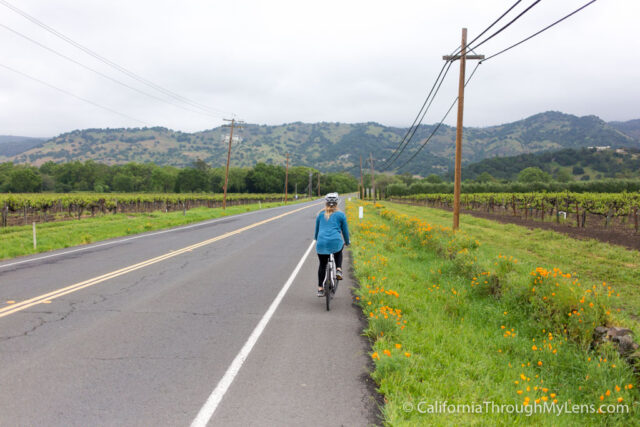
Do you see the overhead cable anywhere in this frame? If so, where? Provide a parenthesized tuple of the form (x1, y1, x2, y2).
(0, 0, 233, 117)
(0, 23, 221, 119)
(382, 60, 455, 171)
(379, 61, 453, 171)
(467, 0, 543, 51)
(451, 0, 524, 57)
(0, 62, 148, 125)
(481, 0, 598, 63)
(394, 63, 482, 172)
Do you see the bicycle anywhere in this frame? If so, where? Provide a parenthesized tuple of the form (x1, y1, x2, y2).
(322, 253, 338, 311)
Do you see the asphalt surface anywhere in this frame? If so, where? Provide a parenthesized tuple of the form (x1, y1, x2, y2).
(0, 200, 378, 426)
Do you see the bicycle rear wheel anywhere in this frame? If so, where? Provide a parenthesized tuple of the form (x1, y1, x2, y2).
(325, 268, 332, 311)
(325, 284, 331, 310)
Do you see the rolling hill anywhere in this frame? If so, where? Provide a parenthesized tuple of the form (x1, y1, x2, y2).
(0, 136, 47, 157)
(2, 111, 638, 176)
(458, 147, 640, 181)
(609, 119, 640, 141)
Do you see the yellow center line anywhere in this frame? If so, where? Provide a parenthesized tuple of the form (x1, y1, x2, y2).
(0, 203, 321, 319)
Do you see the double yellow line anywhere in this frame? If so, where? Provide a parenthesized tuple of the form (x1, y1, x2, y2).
(0, 203, 319, 319)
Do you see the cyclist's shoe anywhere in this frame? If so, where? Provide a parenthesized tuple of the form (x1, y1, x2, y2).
(317, 288, 325, 297)
(336, 268, 343, 280)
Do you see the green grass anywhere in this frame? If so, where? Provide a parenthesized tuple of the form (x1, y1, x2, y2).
(385, 201, 640, 337)
(0, 200, 302, 260)
(347, 201, 638, 426)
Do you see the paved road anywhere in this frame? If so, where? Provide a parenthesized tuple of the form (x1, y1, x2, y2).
(0, 200, 378, 426)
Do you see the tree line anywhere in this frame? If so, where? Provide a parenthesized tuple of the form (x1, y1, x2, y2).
(358, 167, 640, 197)
(457, 147, 640, 182)
(0, 160, 358, 195)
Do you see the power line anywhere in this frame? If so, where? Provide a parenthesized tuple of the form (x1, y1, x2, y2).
(380, 0, 533, 172)
(451, 0, 524, 57)
(482, 0, 598, 63)
(394, 0, 597, 172)
(379, 60, 453, 171)
(394, 63, 482, 172)
(467, 0, 543, 51)
(0, 62, 148, 125)
(381, 60, 454, 170)
(347, 1, 593, 176)
(382, 60, 455, 171)
(0, 23, 221, 119)
(0, 0, 233, 117)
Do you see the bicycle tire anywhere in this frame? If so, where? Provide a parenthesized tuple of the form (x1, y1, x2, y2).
(332, 265, 338, 294)
(325, 264, 332, 311)
(325, 284, 331, 310)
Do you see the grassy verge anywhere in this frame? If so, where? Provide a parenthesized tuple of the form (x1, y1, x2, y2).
(0, 200, 304, 260)
(347, 201, 638, 425)
(385, 202, 640, 337)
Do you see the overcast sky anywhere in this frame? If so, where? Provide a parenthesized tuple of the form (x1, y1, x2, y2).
(1, 0, 638, 137)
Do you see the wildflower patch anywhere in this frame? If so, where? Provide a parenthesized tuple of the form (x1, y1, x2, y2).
(347, 201, 638, 425)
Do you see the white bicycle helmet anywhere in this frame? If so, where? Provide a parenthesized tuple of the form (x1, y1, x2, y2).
(325, 192, 339, 206)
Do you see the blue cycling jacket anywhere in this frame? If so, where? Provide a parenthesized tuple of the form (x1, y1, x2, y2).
(314, 210, 350, 255)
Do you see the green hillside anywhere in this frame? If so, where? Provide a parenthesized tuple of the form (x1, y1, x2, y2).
(460, 147, 640, 181)
(2, 111, 638, 176)
(609, 119, 640, 141)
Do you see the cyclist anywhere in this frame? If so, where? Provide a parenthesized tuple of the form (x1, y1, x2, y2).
(314, 192, 350, 297)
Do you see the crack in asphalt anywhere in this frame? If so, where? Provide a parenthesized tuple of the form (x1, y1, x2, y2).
(0, 303, 219, 343)
(0, 300, 78, 342)
(0, 316, 46, 342)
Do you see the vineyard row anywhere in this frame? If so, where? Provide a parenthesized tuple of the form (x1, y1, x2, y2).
(0, 193, 292, 227)
(389, 192, 640, 232)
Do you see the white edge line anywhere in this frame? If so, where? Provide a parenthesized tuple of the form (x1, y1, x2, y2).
(190, 239, 317, 427)
(0, 201, 317, 270)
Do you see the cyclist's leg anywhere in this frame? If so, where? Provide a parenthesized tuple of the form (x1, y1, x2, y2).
(333, 249, 343, 269)
(317, 253, 329, 289)
(334, 248, 343, 279)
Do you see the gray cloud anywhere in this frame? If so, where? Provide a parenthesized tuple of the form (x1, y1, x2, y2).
(0, 0, 637, 137)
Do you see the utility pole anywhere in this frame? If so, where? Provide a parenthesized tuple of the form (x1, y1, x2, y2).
(284, 153, 289, 204)
(308, 170, 312, 198)
(369, 153, 376, 201)
(443, 28, 483, 230)
(317, 172, 320, 197)
(359, 155, 364, 200)
(222, 118, 243, 210)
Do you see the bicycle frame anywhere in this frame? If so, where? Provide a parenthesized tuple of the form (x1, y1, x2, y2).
(324, 254, 337, 289)
(323, 253, 337, 310)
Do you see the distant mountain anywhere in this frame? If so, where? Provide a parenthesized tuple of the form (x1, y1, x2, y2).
(459, 147, 640, 181)
(2, 111, 639, 176)
(609, 119, 640, 141)
(0, 135, 47, 157)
